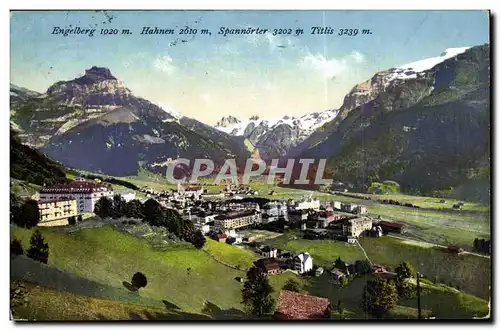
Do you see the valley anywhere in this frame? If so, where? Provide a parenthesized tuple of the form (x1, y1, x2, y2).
(9, 38, 491, 321)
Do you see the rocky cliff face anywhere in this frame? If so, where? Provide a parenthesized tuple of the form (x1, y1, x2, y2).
(216, 115, 241, 128)
(10, 67, 250, 176)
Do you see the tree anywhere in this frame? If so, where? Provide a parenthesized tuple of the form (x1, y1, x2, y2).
(165, 209, 183, 237)
(361, 278, 398, 319)
(142, 199, 166, 226)
(395, 262, 414, 279)
(10, 192, 21, 224)
(282, 279, 303, 293)
(112, 195, 127, 219)
(13, 199, 40, 229)
(68, 216, 76, 225)
(94, 196, 113, 218)
(181, 220, 196, 243)
(355, 259, 372, 275)
(337, 299, 344, 319)
(77, 214, 83, 222)
(10, 238, 24, 256)
(395, 262, 415, 298)
(123, 200, 144, 219)
(241, 267, 276, 316)
(339, 276, 349, 288)
(131, 272, 148, 289)
(27, 230, 49, 264)
(334, 257, 347, 273)
(192, 230, 206, 249)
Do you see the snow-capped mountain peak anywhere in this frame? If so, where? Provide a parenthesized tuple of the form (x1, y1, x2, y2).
(155, 102, 183, 120)
(216, 115, 241, 127)
(387, 47, 470, 81)
(213, 109, 339, 159)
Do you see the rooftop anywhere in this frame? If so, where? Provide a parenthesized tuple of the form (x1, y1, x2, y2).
(40, 180, 109, 194)
(214, 210, 256, 220)
(275, 290, 331, 320)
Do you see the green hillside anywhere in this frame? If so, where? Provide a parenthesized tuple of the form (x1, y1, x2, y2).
(10, 224, 489, 320)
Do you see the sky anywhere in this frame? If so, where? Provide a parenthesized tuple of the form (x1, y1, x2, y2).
(10, 10, 490, 125)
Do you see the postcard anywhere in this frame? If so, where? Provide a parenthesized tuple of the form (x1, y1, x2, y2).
(9, 10, 491, 321)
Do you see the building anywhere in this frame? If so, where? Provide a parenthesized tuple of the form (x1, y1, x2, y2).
(340, 203, 357, 213)
(342, 217, 373, 237)
(372, 264, 387, 273)
(39, 181, 113, 213)
(370, 225, 383, 237)
(355, 205, 367, 215)
(377, 220, 405, 234)
(183, 186, 204, 200)
(201, 192, 226, 200)
(288, 210, 308, 224)
(189, 212, 218, 225)
(294, 252, 313, 274)
(332, 201, 342, 210)
(262, 201, 287, 217)
(213, 210, 261, 230)
(315, 267, 324, 277)
(308, 210, 343, 228)
(295, 199, 320, 211)
(254, 258, 281, 275)
(37, 199, 78, 227)
(346, 236, 357, 244)
(194, 223, 210, 234)
(216, 233, 228, 243)
(261, 246, 278, 258)
(274, 290, 332, 320)
(117, 190, 136, 202)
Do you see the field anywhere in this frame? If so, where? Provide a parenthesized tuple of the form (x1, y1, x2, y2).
(204, 239, 259, 269)
(262, 231, 365, 266)
(240, 229, 284, 242)
(307, 275, 489, 319)
(365, 203, 490, 248)
(11, 225, 247, 315)
(346, 192, 489, 213)
(260, 232, 490, 300)
(10, 224, 489, 320)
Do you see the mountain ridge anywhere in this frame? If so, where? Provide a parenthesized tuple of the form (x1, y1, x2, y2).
(10, 67, 250, 176)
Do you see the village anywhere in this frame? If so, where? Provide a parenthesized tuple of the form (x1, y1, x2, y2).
(13, 173, 485, 320)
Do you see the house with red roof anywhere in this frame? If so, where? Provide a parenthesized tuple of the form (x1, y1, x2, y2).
(274, 290, 332, 320)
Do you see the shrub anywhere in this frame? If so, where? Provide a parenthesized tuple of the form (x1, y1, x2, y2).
(77, 215, 83, 222)
(68, 216, 76, 225)
(10, 239, 24, 256)
(27, 230, 49, 264)
(131, 272, 148, 289)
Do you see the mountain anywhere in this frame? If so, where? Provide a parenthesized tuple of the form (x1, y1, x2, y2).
(216, 115, 241, 128)
(10, 67, 250, 176)
(214, 109, 339, 159)
(289, 45, 490, 193)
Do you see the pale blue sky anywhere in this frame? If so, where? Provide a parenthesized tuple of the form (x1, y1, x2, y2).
(10, 10, 490, 124)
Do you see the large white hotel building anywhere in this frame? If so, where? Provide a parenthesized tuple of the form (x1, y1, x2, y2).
(39, 181, 114, 213)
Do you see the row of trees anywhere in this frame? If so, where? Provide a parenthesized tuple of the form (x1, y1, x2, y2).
(94, 196, 206, 249)
(11, 230, 49, 264)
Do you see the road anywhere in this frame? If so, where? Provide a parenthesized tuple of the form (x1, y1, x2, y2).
(386, 234, 490, 259)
